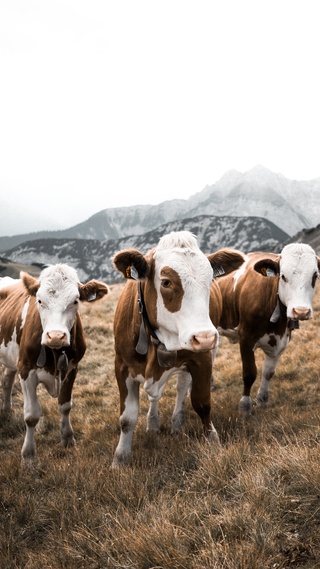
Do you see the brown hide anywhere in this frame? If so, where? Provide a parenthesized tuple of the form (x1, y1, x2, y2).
(0, 280, 87, 381)
(218, 251, 282, 338)
(112, 241, 247, 466)
(217, 251, 292, 410)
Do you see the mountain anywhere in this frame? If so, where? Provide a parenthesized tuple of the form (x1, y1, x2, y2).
(1, 215, 289, 282)
(284, 223, 320, 252)
(0, 165, 319, 252)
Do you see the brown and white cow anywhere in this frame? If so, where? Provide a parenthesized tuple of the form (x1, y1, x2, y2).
(217, 243, 320, 416)
(0, 264, 109, 462)
(111, 231, 244, 467)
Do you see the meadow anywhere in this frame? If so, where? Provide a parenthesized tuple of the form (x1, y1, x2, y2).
(0, 282, 320, 569)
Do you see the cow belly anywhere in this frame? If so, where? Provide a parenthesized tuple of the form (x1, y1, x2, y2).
(218, 326, 239, 344)
(254, 332, 290, 357)
(143, 368, 179, 400)
(36, 369, 62, 397)
(0, 335, 19, 370)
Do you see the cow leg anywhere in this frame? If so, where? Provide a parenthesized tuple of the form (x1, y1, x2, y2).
(147, 371, 180, 432)
(20, 371, 41, 462)
(145, 369, 174, 431)
(146, 397, 160, 432)
(256, 353, 279, 408)
(210, 344, 219, 391)
(188, 359, 220, 443)
(256, 334, 289, 408)
(171, 370, 192, 433)
(2, 367, 16, 413)
(58, 368, 77, 447)
(239, 340, 257, 416)
(112, 376, 140, 467)
(145, 369, 189, 432)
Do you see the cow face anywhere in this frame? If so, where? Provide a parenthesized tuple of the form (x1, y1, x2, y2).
(278, 244, 320, 319)
(113, 231, 219, 353)
(22, 264, 109, 348)
(153, 232, 218, 351)
(255, 243, 320, 320)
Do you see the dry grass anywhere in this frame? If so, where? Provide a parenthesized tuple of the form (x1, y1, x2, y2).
(1, 283, 320, 569)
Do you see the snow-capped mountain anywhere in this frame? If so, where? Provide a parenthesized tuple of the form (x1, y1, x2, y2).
(2, 215, 289, 282)
(0, 165, 318, 253)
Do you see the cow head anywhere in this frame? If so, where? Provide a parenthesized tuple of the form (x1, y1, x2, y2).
(254, 243, 320, 320)
(22, 264, 109, 348)
(113, 231, 244, 353)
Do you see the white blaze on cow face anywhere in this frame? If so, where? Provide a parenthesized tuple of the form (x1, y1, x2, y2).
(35, 265, 81, 348)
(153, 231, 218, 352)
(278, 243, 320, 320)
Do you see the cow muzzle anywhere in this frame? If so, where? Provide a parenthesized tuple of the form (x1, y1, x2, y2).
(292, 307, 311, 320)
(191, 331, 218, 352)
(45, 330, 69, 348)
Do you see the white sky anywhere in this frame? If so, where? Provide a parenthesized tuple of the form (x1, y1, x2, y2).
(1, 0, 320, 229)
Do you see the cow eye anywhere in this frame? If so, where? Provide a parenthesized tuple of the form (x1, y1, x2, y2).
(281, 274, 288, 283)
(161, 279, 171, 288)
(312, 272, 318, 288)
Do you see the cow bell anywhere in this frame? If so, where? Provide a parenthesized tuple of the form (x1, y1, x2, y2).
(157, 342, 177, 368)
(288, 318, 299, 330)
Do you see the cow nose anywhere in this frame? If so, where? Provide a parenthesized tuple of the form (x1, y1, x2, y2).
(292, 307, 311, 320)
(45, 330, 67, 348)
(192, 331, 218, 352)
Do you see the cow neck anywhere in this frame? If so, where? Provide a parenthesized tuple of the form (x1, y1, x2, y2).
(136, 281, 177, 368)
(36, 345, 69, 373)
(270, 296, 299, 330)
(36, 328, 73, 375)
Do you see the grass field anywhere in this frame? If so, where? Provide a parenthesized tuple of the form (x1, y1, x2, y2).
(1, 282, 320, 569)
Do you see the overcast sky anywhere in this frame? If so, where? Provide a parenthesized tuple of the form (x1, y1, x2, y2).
(1, 0, 319, 230)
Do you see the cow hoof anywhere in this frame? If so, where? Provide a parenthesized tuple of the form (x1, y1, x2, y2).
(256, 393, 269, 408)
(111, 456, 132, 469)
(62, 436, 76, 448)
(146, 417, 160, 432)
(207, 425, 221, 445)
(171, 412, 185, 433)
(239, 396, 252, 416)
(21, 455, 38, 468)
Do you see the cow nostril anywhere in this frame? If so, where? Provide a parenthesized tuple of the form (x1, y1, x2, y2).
(46, 331, 67, 344)
(292, 307, 311, 319)
(193, 332, 217, 350)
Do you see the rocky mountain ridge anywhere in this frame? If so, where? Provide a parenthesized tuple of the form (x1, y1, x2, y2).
(2, 214, 289, 282)
(0, 165, 319, 252)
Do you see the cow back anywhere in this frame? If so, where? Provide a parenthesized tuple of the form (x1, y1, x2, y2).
(0, 281, 35, 348)
(218, 251, 280, 330)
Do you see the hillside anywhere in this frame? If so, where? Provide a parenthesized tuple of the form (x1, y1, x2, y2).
(1, 283, 320, 568)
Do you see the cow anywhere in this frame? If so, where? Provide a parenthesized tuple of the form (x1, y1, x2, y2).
(217, 243, 320, 416)
(0, 264, 109, 462)
(111, 231, 244, 467)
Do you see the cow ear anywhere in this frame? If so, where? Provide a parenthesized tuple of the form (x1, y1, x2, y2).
(21, 272, 40, 296)
(254, 259, 279, 277)
(207, 249, 245, 277)
(113, 249, 149, 279)
(79, 280, 109, 302)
